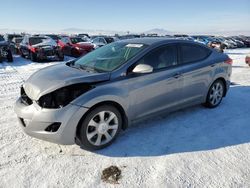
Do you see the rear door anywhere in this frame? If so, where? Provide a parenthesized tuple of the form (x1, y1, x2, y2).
(177, 43, 213, 104)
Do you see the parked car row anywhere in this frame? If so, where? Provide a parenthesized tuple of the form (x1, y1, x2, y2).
(1, 32, 249, 63)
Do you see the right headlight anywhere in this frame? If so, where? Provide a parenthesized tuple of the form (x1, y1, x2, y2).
(37, 83, 93, 109)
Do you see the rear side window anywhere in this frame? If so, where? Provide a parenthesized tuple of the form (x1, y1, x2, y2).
(29, 37, 46, 45)
(180, 44, 211, 64)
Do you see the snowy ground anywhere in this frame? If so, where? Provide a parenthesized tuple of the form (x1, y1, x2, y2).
(0, 49, 250, 188)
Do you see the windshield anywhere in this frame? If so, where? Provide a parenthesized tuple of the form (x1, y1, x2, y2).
(71, 37, 84, 44)
(74, 42, 147, 72)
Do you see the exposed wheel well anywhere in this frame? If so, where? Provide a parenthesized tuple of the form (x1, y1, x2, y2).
(75, 101, 128, 140)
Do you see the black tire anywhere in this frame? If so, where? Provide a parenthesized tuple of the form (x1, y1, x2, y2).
(71, 48, 78, 57)
(78, 105, 122, 150)
(204, 80, 225, 108)
(30, 52, 38, 62)
(20, 50, 26, 58)
(7, 50, 13, 62)
(58, 52, 64, 61)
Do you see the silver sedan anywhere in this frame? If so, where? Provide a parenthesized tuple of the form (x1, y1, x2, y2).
(14, 38, 232, 150)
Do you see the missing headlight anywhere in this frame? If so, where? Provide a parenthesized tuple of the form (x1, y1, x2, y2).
(37, 83, 93, 109)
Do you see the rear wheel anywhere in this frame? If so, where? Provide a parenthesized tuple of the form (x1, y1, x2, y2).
(30, 52, 38, 62)
(78, 105, 122, 150)
(58, 51, 64, 61)
(20, 50, 26, 58)
(204, 80, 225, 108)
(71, 48, 78, 57)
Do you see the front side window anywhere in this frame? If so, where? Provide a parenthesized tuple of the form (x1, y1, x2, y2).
(74, 42, 148, 72)
(180, 44, 211, 64)
(136, 45, 178, 71)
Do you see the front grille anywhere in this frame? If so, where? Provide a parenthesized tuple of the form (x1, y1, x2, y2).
(20, 87, 33, 105)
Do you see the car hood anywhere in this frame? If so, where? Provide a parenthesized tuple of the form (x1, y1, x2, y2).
(23, 63, 110, 100)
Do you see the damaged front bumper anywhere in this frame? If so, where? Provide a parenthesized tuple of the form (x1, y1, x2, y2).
(14, 97, 89, 145)
(36, 47, 63, 60)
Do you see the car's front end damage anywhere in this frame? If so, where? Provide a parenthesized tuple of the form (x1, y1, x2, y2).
(32, 45, 63, 61)
(14, 62, 110, 144)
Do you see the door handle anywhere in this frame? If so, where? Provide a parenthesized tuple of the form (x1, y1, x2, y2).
(173, 73, 182, 79)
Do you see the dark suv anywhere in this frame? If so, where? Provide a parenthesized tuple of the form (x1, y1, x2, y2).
(0, 35, 13, 63)
(4, 34, 23, 53)
(20, 35, 64, 62)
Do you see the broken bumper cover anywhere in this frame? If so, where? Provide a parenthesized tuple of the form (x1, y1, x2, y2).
(14, 97, 88, 145)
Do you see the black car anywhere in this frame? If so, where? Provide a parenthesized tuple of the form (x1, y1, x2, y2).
(0, 35, 13, 63)
(20, 35, 64, 62)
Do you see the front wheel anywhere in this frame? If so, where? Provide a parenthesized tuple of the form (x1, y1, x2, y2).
(204, 80, 225, 108)
(78, 105, 122, 150)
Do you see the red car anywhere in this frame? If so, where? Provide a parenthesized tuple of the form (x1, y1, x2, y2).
(59, 37, 94, 57)
(246, 54, 250, 66)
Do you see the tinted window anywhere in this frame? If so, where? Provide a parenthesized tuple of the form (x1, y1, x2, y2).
(0, 36, 4, 41)
(137, 45, 177, 70)
(29, 37, 47, 45)
(180, 44, 211, 64)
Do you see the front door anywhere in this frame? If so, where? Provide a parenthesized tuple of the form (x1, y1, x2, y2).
(126, 45, 184, 120)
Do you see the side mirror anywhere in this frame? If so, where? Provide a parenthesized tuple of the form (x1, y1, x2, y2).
(132, 64, 153, 74)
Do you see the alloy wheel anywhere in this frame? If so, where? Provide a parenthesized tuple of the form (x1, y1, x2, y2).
(86, 111, 119, 146)
(209, 82, 224, 106)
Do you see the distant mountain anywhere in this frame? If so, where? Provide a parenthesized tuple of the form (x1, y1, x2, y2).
(60, 28, 127, 35)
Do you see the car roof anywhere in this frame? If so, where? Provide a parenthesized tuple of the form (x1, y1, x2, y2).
(118, 37, 198, 45)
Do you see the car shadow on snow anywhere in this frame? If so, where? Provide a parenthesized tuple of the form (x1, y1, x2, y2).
(97, 85, 250, 157)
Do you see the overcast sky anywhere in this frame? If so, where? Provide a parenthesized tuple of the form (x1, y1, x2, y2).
(0, 0, 249, 33)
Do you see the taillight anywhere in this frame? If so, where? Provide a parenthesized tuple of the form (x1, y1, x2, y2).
(224, 58, 233, 65)
(29, 45, 36, 53)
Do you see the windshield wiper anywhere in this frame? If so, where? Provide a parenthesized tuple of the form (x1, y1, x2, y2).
(78, 65, 102, 73)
